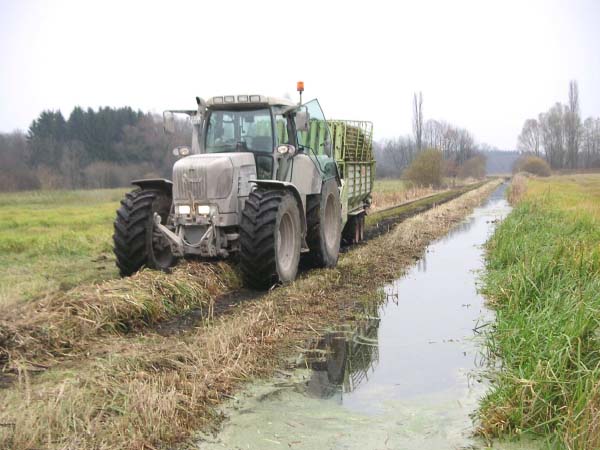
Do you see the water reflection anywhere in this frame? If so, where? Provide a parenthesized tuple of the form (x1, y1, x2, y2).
(298, 185, 512, 412)
(303, 314, 381, 400)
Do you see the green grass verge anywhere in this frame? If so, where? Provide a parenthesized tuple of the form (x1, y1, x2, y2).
(479, 174, 600, 449)
(0, 188, 126, 307)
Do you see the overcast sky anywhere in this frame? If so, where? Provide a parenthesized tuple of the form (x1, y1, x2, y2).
(1, 0, 599, 149)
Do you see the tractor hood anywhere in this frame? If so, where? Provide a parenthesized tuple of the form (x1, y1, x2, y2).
(172, 153, 257, 213)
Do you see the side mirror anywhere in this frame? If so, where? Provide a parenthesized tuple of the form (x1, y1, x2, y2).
(163, 111, 176, 134)
(295, 111, 310, 132)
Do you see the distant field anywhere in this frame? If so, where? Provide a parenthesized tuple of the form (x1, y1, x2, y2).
(0, 188, 126, 309)
(480, 173, 600, 448)
(371, 177, 479, 211)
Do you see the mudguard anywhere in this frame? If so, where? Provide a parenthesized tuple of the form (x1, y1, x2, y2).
(131, 178, 173, 196)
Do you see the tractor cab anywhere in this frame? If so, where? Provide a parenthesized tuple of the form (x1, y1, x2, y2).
(163, 95, 336, 182)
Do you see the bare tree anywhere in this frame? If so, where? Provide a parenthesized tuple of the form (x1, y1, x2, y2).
(564, 80, 581, 169)
(539, 103, 566, 169)
(423, 119, 444, 150)
(456, 128, 475, 164)
(412, 91, 423, 152)
(422, 119, 475, 164)
(581, 117, 600, 168)
(517, 119, 541, 155)
(378, 137, 415, 175)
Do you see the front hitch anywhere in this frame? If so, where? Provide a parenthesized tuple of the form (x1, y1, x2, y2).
(153, 213, 184, 256)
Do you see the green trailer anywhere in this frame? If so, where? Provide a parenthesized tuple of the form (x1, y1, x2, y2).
(297, 118, 375, 242)
(330, 120, 375, 231)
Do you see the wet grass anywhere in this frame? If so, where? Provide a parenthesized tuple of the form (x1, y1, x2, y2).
(0, 181, 502, 450)
(479, 174, 600, 449)
(0, 188, 127, 309)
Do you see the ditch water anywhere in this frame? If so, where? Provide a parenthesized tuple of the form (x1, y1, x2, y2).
(198, 185, 535, 449)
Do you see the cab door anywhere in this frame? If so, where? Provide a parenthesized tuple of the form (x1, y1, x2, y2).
(294, 99, 338, 181)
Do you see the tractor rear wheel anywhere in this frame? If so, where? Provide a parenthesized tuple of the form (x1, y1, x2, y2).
(239, 189, 302, 289)
(305, 179, 342, 268)
(113, 188, 175, 277)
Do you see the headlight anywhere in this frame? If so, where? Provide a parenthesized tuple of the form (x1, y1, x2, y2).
(197, 205, 210, 215)
(176, 205, 191, 215)
(172, 146, 190, 157)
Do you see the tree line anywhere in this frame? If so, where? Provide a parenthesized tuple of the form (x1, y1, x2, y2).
(517, 80, 600, 170)
(374, 92, 489, 180)
(0, 107, 189, 191)
(1, 96, 491, 192)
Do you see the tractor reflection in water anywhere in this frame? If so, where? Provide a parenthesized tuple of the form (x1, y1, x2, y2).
(300, 312, 380, 400)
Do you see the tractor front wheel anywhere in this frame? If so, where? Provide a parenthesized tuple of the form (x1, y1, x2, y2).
(239, 189, 301, 289)
(113, 189, 176, 277)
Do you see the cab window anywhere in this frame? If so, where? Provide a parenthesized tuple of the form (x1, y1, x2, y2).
(205, 108, 273, 153)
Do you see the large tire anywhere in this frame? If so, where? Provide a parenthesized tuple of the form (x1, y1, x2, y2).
(113, 189, 176, 277)
(239, 189, 301, 289)
(305, 179, 342, 268)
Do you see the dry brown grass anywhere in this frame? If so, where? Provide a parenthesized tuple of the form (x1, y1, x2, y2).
(0, 180, 502, 450)
(370, 178, 481, 212)
(0, 262, 239, 370)
(370, 185, 438, 211)
(507, 173, 528, 204)
(569, 385, 600, 450)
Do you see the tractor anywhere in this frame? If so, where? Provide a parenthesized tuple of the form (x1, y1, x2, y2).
(113, 83, 374, 289)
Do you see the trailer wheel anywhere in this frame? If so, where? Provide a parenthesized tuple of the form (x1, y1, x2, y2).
(306, 179, 342, 268)
(239, 189, 301, 289)
(113, 189, 175, 277)
(342, 212, 366, 245)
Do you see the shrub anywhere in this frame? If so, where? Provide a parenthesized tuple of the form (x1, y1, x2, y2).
(458, 154, 487, 179)
(513, 155, 551, 177)
(443, 159, 459, 178)
(403, 149, 443, 187)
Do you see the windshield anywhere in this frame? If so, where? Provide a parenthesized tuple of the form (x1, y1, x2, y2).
(205, 108, 273, 153)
